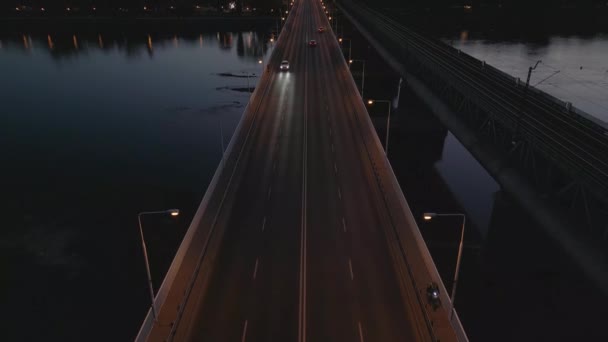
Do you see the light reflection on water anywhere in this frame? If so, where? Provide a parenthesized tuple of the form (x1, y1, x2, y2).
(0, 29, 273, 341)
(446, 31, 608, 123)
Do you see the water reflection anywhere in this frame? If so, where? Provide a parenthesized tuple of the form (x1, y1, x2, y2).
(446, 32, 608, 122)
(0, 26, 273, 341)
(0, 31, 273, 63)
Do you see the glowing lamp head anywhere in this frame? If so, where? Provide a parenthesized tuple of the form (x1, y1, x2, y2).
(349, 59, 353, 64)
(258, 60, 263, 64)
(423, 213, 437, 221)
(367, 100, 374, 105)
(338, 38, 343, 42)
(167, 209, 180, 217)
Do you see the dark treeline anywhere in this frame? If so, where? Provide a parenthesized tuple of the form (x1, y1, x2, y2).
(3, 0, 285, 15)
(351, 0, 608, 34)
(358, 0, 608, 10)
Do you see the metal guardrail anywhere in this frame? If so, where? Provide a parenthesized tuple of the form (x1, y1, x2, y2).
(343, 1, 608, 207)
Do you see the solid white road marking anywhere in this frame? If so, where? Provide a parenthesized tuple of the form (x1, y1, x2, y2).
(338, 187, 342, 200)
(342, 217, 346, 232)
(262, 216, 267, 232)
(358, 321, 364, 342)
(299, 26, 309, 342)
(334, 162, 338, 174)
(253, 258, 259, 280)
(268, 187, 272, 199)
(241, 320, 249, 342)
(349, 259, 354, 280)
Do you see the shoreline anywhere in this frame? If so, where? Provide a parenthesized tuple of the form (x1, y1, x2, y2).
(0, 15, 278, 33)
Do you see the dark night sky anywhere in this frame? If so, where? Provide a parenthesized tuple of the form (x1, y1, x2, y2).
(3, 0, 608, 14)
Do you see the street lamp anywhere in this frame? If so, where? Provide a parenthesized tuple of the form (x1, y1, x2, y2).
(338, 37, 352, 61)
(422, 212, 466, 319)
(367, 99, 392, 155)
(137, 209, 180, 322)
(349, 59, 366, 98)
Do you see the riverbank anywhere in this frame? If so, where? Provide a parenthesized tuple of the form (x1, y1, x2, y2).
(390, 6, 608, 37)
(0, 15, 277, 33)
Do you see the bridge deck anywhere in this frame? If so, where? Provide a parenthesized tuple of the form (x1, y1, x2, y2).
(136, 0, 462, 341)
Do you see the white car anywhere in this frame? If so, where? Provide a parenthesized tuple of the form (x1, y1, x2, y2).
(280, 60, 290, 71)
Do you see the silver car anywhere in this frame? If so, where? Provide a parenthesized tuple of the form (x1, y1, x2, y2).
(280, 60, 290, 71)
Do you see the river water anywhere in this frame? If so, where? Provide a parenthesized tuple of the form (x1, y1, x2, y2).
(445, 31, 608, 124)
(0, 29, 273, 340)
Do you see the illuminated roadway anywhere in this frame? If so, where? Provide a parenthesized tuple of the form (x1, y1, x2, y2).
(136, 0, 463, 341)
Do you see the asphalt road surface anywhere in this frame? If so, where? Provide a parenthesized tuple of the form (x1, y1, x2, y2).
(155, 0, 438, 341)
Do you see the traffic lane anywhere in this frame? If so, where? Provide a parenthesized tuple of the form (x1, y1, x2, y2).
(247, 79, 303, 342)
(245, 15, 309, 342)
(184, 15, 309, 339)
(324, 15, 441, 339)
(306, 4, 363, 339)
(339, 70, 426, 341)
(304, 30, 359, 342)
(328, 53, 423, 342)
(303, 5, 367, 342)
(184, 68, 297, 341)
(331, 84, 420, 341)
(148, 0, 311, 340)
(316, 7, 422, 340)
(241, 3, 315, 339)
(148, 24, 297, 340)
(163, 59, 290, 340)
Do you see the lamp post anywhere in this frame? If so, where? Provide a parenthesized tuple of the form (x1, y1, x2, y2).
(367, 99, 392, 155)
(515, 60, 541, 139)
(348, 59, 365, 98)
(137, 209, 180, 322)
(423, 212, 465, 319)
(338, 37, 352, 62)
